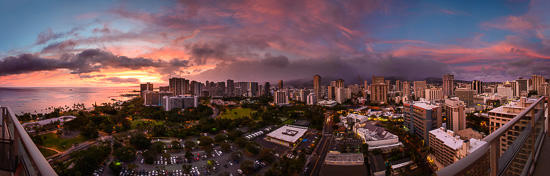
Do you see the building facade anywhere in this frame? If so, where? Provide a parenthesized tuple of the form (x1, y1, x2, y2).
(403, 101, 442, 145)
(443, 74, 455, 97)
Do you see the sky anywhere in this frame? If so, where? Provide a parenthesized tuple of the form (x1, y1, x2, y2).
(1, 0, 550, 87)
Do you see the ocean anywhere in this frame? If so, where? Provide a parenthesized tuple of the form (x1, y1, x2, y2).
(0, 87, 137, 115)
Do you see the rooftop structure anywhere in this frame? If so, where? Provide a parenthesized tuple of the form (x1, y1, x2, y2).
(324, 152, 364, 165)
(429, 127, 487, 169)
(354, 122, 403, 152)
(317, 100, 337, 107)
(265, 125, 308, 147)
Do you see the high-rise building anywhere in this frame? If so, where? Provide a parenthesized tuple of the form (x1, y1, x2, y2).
(443, 74, 455, 97)
(455, 88, 475, 106)
(425, 88, 443, 101)
(144, 91, 173, 106)
(403, 101, 442, 145)
(169, 77, 186, 96)
(307, 93, 317, 105)
(140, 82, 153, 97)
(278, 80, 284, 89)
(395, 80, 402, 91)
(444, 98, 466, 131)
(183, 79, 190, 94)
(314, 75, 322, 100)
(373, 76, 385, 84)
(159, 86, 169, 92)
(510, 81, 518, 97)
(472, 80, 482, 94)
(274, 90, 289, 105)
(336, 79, 345, 88)
(249, 82, 258, 97)
(264, 82, 271, 96)
(515, 78, 529, 97)
(327, 85, 335, 100)
(335, 87, 349, 104)
(532, 75, 545, 95)
(541, 83, 550, 96)
(403, 81, 411, 97)
(370, 76, 387, 104)
(227, 79, 234, 97)
(497, 82, 513, 99)
(193, 82, 202, 97)
(413, 81, 427, 99)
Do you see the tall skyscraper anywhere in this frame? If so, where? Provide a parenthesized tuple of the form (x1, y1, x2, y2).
(532, 75, 545, 95)
(372, 76, 385, 84)
(403, 81, 411, 97)
(443, 74, 455, 97)
(370, 76, 387, 104)
(444, 98, 466, 131)
(250, 82, 258, 97)
(413, 81, 426, 99)
(472, 80, 482, 94)
(515, 78, 529, 97)
(278, 80, 284, 89)
(274, 90, 289, 105)
(264, 82, 271, 96)
(425, 88, 443, 100)
(140, 82, 153, 97)
(169, 77, 186, 96)
(455, 88, 474, 106)
(227, 79, 234, 97)
(335, 79, 345, 88)
(404, 101, 442, 145)
(314, 75, 322, 100)
(395, 80, 401, 91)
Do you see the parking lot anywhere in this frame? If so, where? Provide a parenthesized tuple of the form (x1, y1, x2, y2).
(103, 143, 271, 176)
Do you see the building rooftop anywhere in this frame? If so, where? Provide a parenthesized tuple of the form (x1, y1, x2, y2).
(319, 165, 369, 176)
(355, 122, 397, 141)
(266, 125, 308, 143)
(407, 101, 440, 110)
(368, 154, 387, 173)
(468, 138, 487, 153)
(430, 127, 463, 150)
(325, 152, 364, 165)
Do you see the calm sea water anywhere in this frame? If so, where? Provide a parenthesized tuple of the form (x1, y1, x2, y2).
(0, 87, 137, 115)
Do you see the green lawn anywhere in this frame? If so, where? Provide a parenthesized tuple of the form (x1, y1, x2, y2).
(39, 132, 87, 151)
(38, 147, 58, 158)
(219, 108, 256, 119)
(132, 119, 164, 129)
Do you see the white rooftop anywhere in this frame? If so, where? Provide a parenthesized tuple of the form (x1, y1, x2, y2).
(430, 127, 463, 150)
(467, 138, 487, 154)
(266, 125, 308, 143)
(22, 116, 76, 127)
(411, 101, 440, 110)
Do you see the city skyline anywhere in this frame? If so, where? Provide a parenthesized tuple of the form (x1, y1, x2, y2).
(1, 0, 550, 87)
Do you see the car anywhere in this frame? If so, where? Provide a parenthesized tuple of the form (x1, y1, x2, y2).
(212, 154, 215, 158)
(237, 169, 243, 174)
(141, 159, 144, 164)
(228, 161, 233, 166)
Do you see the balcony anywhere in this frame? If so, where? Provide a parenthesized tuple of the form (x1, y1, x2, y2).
(436, 96, 548, 176)
(0, 106, 56, 176)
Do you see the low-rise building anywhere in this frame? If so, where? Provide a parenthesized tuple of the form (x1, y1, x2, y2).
(265, 125, 308, 147)
(318, 100, 337, 107)
(353, 122, 403, 152)
(320, 152, 369, 176)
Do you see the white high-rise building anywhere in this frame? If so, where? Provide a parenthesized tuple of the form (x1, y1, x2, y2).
(307, 93, 317, 105)
(274, 90, 289, 105)
(425, 88, 443, 101)
(162, 95, 198, 111)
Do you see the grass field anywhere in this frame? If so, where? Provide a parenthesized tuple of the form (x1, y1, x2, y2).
(38, 147, 58, 158)
(219, 108, 256, 119)
(132, 119, 164, 129)
(39, 132, 87, 151)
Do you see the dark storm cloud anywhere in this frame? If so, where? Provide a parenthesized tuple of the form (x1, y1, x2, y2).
(261, 54, 289, 68)
(189, 54, 451, 83)
(187, 43, 234, 65)
(0, 49, 191, 76)
(101, 77, 139, 83)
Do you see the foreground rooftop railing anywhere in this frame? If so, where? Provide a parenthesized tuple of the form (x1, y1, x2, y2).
(437, 96, 548, 176)
(0, 106, 56, 176)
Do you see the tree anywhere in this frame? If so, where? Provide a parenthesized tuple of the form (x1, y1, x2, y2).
(220, 142, 231, 152)
(245, 142, 261, 155)
(231, 152, 242, 161)
(109, 161, 122, 174)
(184, 140, 196, 151)
(81, 124, 98, 139)
(127, 163, 139, 172)
(259, 148, 274, 163)
(198, 136, 214, 146)
(182, 164, 192, 173)
(215, 134, 227, 143)
(204, 145, 214, 155)
(171, 140, 181, 149)
(151, 141, 166, 153)
(129, 133, 151, 150)
(113, 146, 136, 162)
(185, 150, 193, 160)
(142, 150, 156, 164)
(240, 160, 254, 175)
(235, 137, 248, 148)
